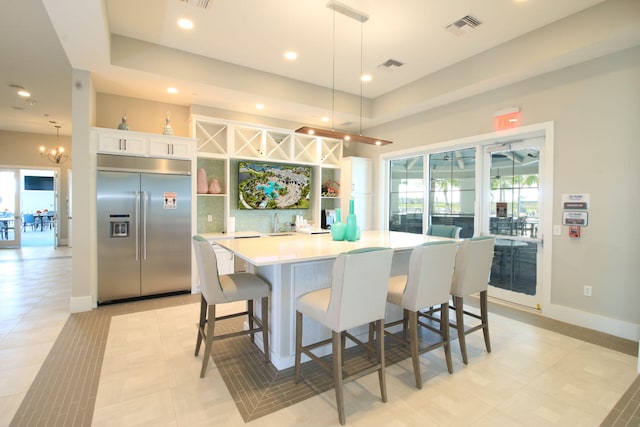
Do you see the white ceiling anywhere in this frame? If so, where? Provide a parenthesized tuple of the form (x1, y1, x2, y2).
(2, 0, 637, 137)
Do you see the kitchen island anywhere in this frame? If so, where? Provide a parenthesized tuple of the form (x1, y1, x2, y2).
(211, 230, 452, 370)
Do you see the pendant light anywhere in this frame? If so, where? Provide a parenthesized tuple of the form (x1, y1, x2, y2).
(39, 125, 70, 164)
(295, 0, 392, 146)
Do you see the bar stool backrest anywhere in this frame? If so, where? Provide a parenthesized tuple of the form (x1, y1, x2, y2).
(451, 236, 495, 297)
(192, 235, 227, 303)
(326, 247, 394, 332)
(402, 241, 458, 311)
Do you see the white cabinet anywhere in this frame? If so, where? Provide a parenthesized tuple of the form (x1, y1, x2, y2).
(97, 131, 146, 156)
(341, 157, 373, 230)
(149, 137, 193, 159)
(213, 244, 234, 275)
(94, 128, 195, 159)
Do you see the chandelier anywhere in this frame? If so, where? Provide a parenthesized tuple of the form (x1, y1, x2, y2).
(39, 125, 69, 164)
(295, 0, 392, 146)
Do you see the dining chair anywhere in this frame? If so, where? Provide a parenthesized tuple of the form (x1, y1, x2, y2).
(22, 214, 36, 232)
(384, 240, 458, 389)
(192, 235, 271, 378)
(450, 236, 496, 364)
(294, 247, 394, 425)
(427, 224, 462, 239)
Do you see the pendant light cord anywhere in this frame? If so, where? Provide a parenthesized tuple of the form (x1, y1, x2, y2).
(359, 22, 363, 136)
(331, 9, 336, 132)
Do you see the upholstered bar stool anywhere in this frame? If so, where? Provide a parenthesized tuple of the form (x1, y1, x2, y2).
(192, 235, 271, 378)
(427, 224, 462, 238)
(450, 236, 496, 364)
(294, 247, 394, 425)
(384, 241, 458, 389)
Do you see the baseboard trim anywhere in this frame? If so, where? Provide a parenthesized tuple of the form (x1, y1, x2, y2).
(548, 303, 640, 341)
(70, 296, 93, 313)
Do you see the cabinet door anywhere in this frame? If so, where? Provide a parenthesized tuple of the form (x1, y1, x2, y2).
(98, 132, 146, 155)
(213, 245, 234, 275)
(342, 157, 372, 194)
(149, 138, 193, 159)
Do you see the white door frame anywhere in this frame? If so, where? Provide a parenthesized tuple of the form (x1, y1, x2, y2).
(0, 168, 22, 248)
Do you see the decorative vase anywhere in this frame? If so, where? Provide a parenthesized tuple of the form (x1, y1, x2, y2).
(162, 113, 173, 136)
(345, 199, 358, 242)
(197, 168, 208, 194)
(208, 178, 222, 194)
(330, 208, 346, 241)
(117, 113, 129, 131)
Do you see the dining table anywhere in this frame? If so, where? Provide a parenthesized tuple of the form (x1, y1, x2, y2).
(33, 212, 54, 231)
(210, 230, 454, 370)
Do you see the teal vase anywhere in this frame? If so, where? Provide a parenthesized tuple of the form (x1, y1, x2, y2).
(331, 208, 346, 241)
(345, 199, 358, 242)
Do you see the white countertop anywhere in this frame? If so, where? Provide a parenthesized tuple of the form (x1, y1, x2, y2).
(211, 230, 454, 266)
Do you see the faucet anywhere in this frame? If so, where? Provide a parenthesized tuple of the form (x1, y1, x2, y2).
(272, 212, 280, 233)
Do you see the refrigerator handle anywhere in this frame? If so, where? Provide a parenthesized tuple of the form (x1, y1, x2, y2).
(134, 191, 140, 261)
(142, 191, 148, 260)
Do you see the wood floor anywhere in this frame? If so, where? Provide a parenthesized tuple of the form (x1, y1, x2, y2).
(1, 247, 638, 426)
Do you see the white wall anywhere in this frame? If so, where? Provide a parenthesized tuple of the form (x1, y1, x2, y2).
(357, 47, 640, 340)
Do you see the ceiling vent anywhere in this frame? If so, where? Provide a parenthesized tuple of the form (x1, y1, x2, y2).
(178, 0, 210, 10)
(445, 15, 482, 36)
(378, 59, 404, 70)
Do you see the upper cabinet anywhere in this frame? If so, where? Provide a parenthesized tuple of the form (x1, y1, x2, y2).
(341, 156, 372, 194)
(95, 128, 195, 159)
(96, 130, 147, 156)
(192, 115, 343, 165)
(148, 137, 193, 159)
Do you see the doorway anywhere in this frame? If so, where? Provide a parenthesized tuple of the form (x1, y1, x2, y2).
(0, 168, 58, 248)
(482, 138, 544, 309)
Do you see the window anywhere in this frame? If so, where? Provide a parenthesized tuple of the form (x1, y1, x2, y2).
(428, 148, 476, 237)
(388, 157, 424, 233)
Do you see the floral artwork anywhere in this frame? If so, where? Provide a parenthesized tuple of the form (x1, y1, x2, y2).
(321, 179, 340, 197)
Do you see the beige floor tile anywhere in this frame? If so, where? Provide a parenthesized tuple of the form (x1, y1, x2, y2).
(0, 364, 41, 397)
(92, 389, 177, 427)
(0, 392, 26, 426)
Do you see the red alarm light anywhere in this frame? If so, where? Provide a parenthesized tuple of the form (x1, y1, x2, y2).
(493, 107, 521, 131)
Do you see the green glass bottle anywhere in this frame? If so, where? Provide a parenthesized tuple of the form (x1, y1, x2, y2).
(331, 208, 346, 241)
(345, 199, 358, 242)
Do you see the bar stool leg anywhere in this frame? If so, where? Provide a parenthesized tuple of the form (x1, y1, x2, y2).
(200, 304, 216, 378)
(195, 295, 207, 356)
(409, 311, 422, 389)
(294, 311, 303, 383)
(454, 296, 469, 365)
(261, 296, 270, 363)
(332, 331, 346, 425)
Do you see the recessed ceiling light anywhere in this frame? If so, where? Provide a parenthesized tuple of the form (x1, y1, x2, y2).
(177, 18, 194, 29)
(256, 104, 265, 110)
(284, 51, 298, 61)
(167, 87, 178, 94)
(361, 74, 372, 82)
(321, 116, 330, 123)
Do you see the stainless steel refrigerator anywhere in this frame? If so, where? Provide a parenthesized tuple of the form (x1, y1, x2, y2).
(97, 154, 192, 303)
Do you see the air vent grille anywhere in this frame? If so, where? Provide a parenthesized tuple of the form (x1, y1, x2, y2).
(178, 0, 210, 9)
(445, 14, 482, 35)
(378, 59, 404, 69)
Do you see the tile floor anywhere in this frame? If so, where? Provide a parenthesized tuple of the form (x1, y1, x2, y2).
(1, 247, 639, 426)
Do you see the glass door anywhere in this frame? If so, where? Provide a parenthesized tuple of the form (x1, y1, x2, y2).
(388, 156, 424, 234)
(0, 169, 21, 247)
(483, 138, 543, 308)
